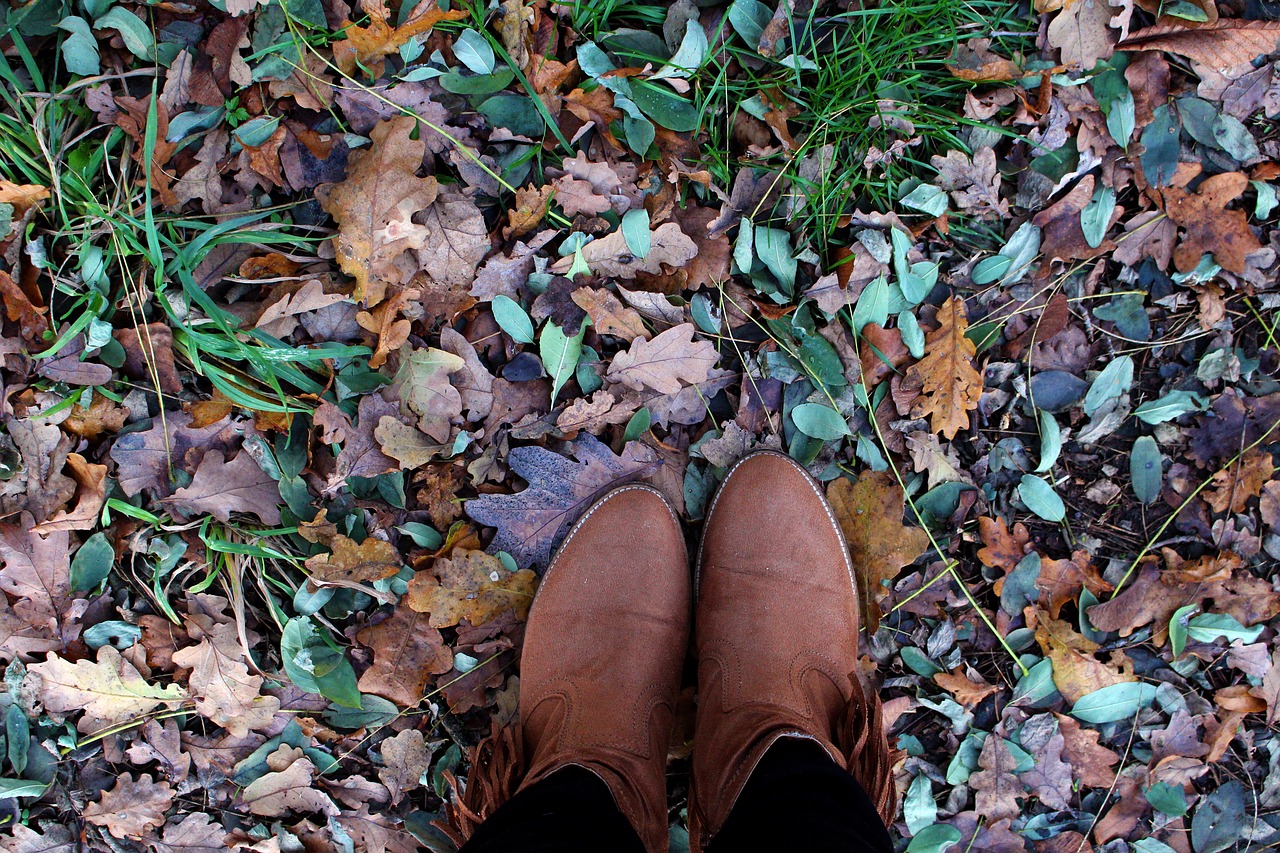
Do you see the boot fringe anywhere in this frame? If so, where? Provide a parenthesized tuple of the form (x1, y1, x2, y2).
(836, 672, 900, 827)
(438, 720, 526, 845)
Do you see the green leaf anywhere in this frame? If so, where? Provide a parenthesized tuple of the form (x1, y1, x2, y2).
(477, 93, 545, 138)
(322, 695, 399, 730)
(1163, 0, 1210, 20)
(623, 408, 651, 443)
(281, 617, 363, 708)
(1253, 180, 1278, 219)
(1169, 603, 1197, 658)
(900, 183, 948, 217)
(898, 311, 925, 358)
(1186, 612, 1265, 644)
(539, 320, 585, 402)
(795, 328, 847, 389)
(621, 208, 651, 259)
(1135, 840, 1180, 853)
(971, 255, 1012, 285)
(58, 16, 100, 75)
(94, 7, 155, 60)
(851, 275, 890, 333)
(1146, 781, 1189, 817)
(438, 67, 515, 95)
(1071, 681, 1157, 723)
(622, 113, 655, 156)
(733, 218, 755, 274)
(83, 620, 142, 650)
(904, 774, 937, 836)
(70, 532, 114, 591)
(6, 705, 28, 777)
(653, 19, 708, 78)
(1139, 104, 1180, 188)
(1192, 780, 1245, 853)
(453, 28, 496, 75)
(1134, 389, 1207, 424)
(1013, 658, 1059, 705)
(755, 226, 797, 292)
(492, 295, 535, 344)
(0, 778, 48, 799)
(1018, 475, 1065, 522)
(1080, 185, 1116, 249)
(1083, 354, 1134, 416)
(1034, 409, 1061, 473)
(396, 522, 442, 549)
(900, 646, 943, 677)
(727, 0, 771, 48)
(790, 403, 850, 441)
(1093, 293, 1150, 341)
(629, 79, 698, 131)
(1130, 436, 1163, 504)
(906, 824, 962, 853)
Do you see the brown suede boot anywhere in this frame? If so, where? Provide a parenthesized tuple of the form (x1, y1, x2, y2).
(460, 484, 689, 853)
(690, 451, 897, 850)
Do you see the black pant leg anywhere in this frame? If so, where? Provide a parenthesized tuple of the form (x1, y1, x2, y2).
(707, 737, 895, 853)
(460, 766, 647, 853)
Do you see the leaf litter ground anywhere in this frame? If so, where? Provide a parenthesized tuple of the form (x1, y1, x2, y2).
(2, 0, 1280, 850)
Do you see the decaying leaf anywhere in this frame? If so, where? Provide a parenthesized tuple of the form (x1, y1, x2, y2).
(827, 470, 931, 632)
(30, 645, 188, 734)
(904, 295, 983, 440)
(165, 450, 282, 525)
(356, 604, 453, 706)
(406, 549, 537, 628)
(605, 323, 719, 394)
(84, 774, 174, 840)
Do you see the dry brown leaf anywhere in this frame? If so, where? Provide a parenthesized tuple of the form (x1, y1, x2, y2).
(827, 470, 932, 632)
(969, 734, 1023, 821)
(356, 604, 453, 706)
(150, 812, 228, 853)
(0, 519, 71, 637)
(1055, 713, 1120, 788)
(332, 0, 466, 76)
(946, 38, 1023, 81)
(377, 729, 430, 805)
(905, 295, 982, 440)
(299, 510, 402, 596)
(84, 773, 174, 840)
(605, 323, 718, 394)
(374, 417, 448, 469)
(1038, 551, 1111, 619)
(1162, 171, 1264, 275)
(571, 287, 649, 339)
(239, 745, 337, 817)
(934, 669, 1000, 708)
(172, 609, 280, 738)
(1118, 20, 1280, 75)
(30, 645, 188, 734)
(550, 222, 698, 278)
(165, 450, 282, 525)
(316, 116, 440, 306)
(1035, 614, 1136, 703)
(505, 184, 553, 238)
(931, 148, 1009, 219)
(977, 517, 1033, 573)
(1204, 447, 1273, 514)
(406, 548, 537, 628)
(1047, 0, 1117, 70)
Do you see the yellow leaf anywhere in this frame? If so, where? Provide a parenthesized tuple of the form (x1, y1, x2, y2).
(30, 646, 187, 734)
(406, 549, 537, 628)
(905, 295, 982, 440)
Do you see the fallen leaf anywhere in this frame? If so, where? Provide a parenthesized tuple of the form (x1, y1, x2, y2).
(905, 295, 983, 440)
(827, 470, 932, 632)
(317, 116, 440, 306)
(239, 745, 337, 817)
(1118, 21, 1280, 76)
(332, 0, 466, 77)
(84, 773, 174, 840)
(406, 549, 537, 628)
(931, 148, 1009, 219)
(165, 450, 282, 525)
(391, 347, 465, 442)
(969, 734, 1023, 821)
(946, 38, 1023, 81)
(605, 323, 719, 394)
(1036, 614, 1136, 703)
(300, 511, 403, 593)
(571, 287, 649, 339)
(150, 813, 228, 853)
(356, 604, 453, 706)
(412, 182, 490, 322)
(30, 645, 188, 734)
(465, 434, 655, 568)
(1162, 171, 1264, 275)
(377, 728, 431, 804)
(172, 608, 280, 738)
(934, 669, 1000, 708)
(0, 519, 71, 638)
(1047, 0, 1117, 70)
(1203, 447, 1273, 514)
(1055, 713, 1120, 788)
(109, 412, 245, 497)
(549, 222, 698, 278)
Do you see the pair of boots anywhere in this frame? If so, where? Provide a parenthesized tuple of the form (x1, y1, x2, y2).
(455, 451, 897, 852)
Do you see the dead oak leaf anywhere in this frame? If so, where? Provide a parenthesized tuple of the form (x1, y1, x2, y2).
(165, 450, 282, 525)
(1046, 0, 1117, 71)
(412, 182, 490, 322)
(969, 734, 1024, 821)
(172, 614, 279, 738)
(549, 222, 698, 279)
(375, 418, 449, 469)
(333, 0, 466, 77)
(84, 773, 173, 840)
(571, 287, 649, 340)
(0, 518, 71, 637)
(391, 347, 465, 442)
(826, 470, 931, 632)
(377, 729, 431, 805)
(300, 511, 402, 595)
(1035, 615, 1136, 704)
(406, 549, 537, 628)
(1118, 20, 1280, 76)
(356, 604, 453, 706)
(605, 323, 718, 395)
(317, 116, 440, 306)
(0, 824, 77, 852)
(240, 745, 337, 817)
(30, 645, 188, 735)
(934, 669, 999, 708)
(1204, 447, 1273, 514)
(904, 295, 982, 440)
(1038, 551, 1111, 619)
(149, 813, 228, 853)
(1055, 713, 1120, 788)
(931, 148, 1008, 219)
(1162, 171, 1264, 275)
(0, 596, 60, 662)
(466, 434, 656, 568)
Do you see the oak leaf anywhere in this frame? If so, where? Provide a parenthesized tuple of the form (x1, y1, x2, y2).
(330, 394, 400, 490)
(30, 645, 188, 734)
(332, 0, 466, 77)
(406, 549, 537, 628)
(571, 287, 649, 340)
(165, 450, 282, 525)
(605, 323, 719, 394)
(317, 116, 440, 306)
(0, 519, 71, 638)
(0, 597, 60, 662)
(826, 470, 931, 632)
(904, 295, 982, 440)
(109, 411, 245, 497)
(412, 182, 490, 322)
(391, 347, 465, 442)
(375, 418, 448, 469)
(84, 773, 174, 840)
(1118, 20, 1280, 75)
(931, 148, 1008, 219)
(549, 222, 698, 279)
(299, 511, 403, 595)
(1035, 615, 1136, 703)
(1046, 0, 1117, 70)
(1204, 447, 1273, 514)
(151, 813, 229, 853)
(934, 669, 999, 708)
(0, 824, 77, 852)
(465, 434, 656, 568)
(172, 610, 280, 738)
(969, 734, 1023, 821)
(1055, 713, 1120, 788)
(377, 729, 430, 804)
(239, 745, 337, 817)
(1161, 171, 1264, 275)
(356, 604, 453, 706)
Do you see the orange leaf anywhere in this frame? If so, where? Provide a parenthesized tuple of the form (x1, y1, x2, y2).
(904, 295, 982, 440)
(333, 0, 466, 77)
